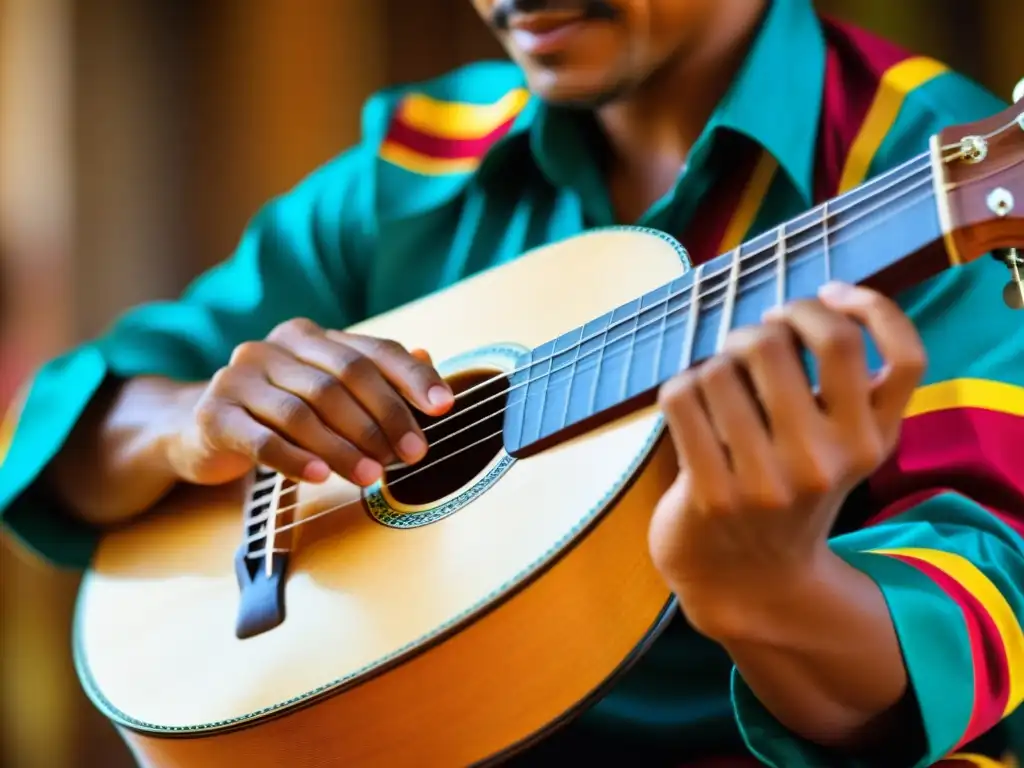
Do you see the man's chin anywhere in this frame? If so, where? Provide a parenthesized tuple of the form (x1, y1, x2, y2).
(524, 68, 628, 109)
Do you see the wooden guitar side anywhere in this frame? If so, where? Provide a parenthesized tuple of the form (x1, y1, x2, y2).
(73, 228, 690, 767)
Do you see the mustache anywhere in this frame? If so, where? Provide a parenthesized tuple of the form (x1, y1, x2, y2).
(491, 0, 618, 30)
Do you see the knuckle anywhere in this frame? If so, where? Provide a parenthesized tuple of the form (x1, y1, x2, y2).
(229, 340, 265, 366)
(250, 430, 277, 461)
(208, 365, 234, 392)
(851, 433, 887, 474)
(276, 393, 313, 427)
(744, 482, 795, 512)
(374, 338, 406, 357)
(379, 397, 414, 432)
(695, 489, 738, 517)
(822, 323, 863, 358)
(658, 372, 697, 409)
(794, 459, 835, 497)
(722, 327, 759, 357)
(193, 395, 221, 433)
(697, 356, 734, 386)
(748, 325, 791, 362)
(268, 317, 318, 342)
(335, 350, 373, 383)
(304, 371, 339, 404)
(356, 420, 388, 450)
(900, 345, 928, 378)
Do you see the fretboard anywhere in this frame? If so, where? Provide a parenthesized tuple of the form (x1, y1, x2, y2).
(503, 151, 949, 457)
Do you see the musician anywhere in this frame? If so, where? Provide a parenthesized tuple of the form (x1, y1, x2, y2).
(1, 0, 1021, 764)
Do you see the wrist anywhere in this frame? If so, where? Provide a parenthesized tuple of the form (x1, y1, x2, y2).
(673, 545, 847, 644)
(148, 378, 207, 481)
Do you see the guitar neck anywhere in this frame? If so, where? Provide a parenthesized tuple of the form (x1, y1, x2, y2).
(503, 151, 950, 458)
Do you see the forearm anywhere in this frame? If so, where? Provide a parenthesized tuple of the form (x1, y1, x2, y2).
(46, 376, 203, 526)
(690, 549, 909, 753)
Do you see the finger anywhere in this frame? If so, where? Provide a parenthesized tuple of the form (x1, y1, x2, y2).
(763, 297, 873, 428)
(336, 333, 454, 416)
(272, 330, 428, 464)
(657, 372, 734, 508)
(410, 348, 433, 364)
(817, 282, 926, 429)
(204, 402, 331, 484)
(263, 353, 396, 466)
(240, 379, 384, 487)
(721, 321, 819, 435)
(696, 356, 784, 493)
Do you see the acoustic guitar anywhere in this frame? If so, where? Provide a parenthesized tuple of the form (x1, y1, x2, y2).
(72, 95, 1024, 767)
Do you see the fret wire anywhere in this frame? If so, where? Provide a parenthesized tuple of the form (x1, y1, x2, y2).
(586, 316, 612, 417)
(531, 350, 553, 445)
(650, 287, 671, 389)
(618, 304, 641, 401)
(822, 199, 832, 283)
(775, 222, 787, 308)
(681, 264, 704, 369)
(557, 326, 586, 433)
(716, 248, 741, 352)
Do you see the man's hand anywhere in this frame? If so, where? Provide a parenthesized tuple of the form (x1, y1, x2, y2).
(167, 318, 454, 488)
(648, 282, 927, 638)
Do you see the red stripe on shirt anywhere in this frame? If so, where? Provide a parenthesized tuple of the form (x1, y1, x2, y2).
(881, 553, 1011, 749)
(678, 138, 762, 266)
(867, 407, 1024, 538)
(813, 18, 913, 201)
(383, 115, 517, 161)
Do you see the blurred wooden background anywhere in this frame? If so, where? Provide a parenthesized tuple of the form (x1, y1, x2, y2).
(1, 1, 1021, 766)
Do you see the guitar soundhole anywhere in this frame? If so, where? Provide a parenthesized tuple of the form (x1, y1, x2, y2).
(383, 367, 509, 506)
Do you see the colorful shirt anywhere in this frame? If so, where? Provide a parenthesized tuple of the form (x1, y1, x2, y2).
(1, 0, 1022, 765)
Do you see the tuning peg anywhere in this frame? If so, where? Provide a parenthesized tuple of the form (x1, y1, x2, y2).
(996, 248, 1024, 310)
(1015, 77, 1024, 104)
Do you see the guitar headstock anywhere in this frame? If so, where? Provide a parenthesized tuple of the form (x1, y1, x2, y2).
(934, 78, 1024, 265)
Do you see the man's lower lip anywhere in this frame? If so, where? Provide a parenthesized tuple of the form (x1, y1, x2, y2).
(510, 20, 588, 55)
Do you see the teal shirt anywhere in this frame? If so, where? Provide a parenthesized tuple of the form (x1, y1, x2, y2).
(3, 1, 1023, 764)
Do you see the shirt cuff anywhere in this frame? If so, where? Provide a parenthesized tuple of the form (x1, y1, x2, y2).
(0, 345, 109, 568)
(731, 548, 977, 767)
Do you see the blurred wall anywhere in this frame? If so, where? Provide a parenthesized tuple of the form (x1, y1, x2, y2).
(0, 1, 1021, 766)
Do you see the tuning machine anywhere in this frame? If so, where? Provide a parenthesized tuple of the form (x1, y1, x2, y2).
(993, 248, 1024, 309)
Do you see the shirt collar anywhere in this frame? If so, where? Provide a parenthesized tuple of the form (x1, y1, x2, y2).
(506, 0, 825, 207)
(708, 0, 824, 205)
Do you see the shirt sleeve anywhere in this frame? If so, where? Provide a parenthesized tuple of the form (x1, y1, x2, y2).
(732, 75, 1024, 766)
(0, 145, 377, 569)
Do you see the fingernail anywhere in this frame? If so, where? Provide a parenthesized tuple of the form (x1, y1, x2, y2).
(762, 305, 784, 321)
(303, 460, 331, 484)
(428, 385, 453, 408)
(818, 281, 856, 300)
(397, 432, 426, 462)
(353, 457, 383, 486)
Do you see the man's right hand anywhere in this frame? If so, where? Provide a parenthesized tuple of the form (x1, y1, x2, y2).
(167, 318, 454, 488)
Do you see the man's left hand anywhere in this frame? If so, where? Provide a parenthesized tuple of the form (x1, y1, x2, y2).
(648, 282, 926, 639)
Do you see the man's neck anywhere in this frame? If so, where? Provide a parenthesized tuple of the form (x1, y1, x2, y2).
(598, 0, 768, 223)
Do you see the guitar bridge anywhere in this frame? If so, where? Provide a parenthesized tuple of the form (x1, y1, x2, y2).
(234, 467, 295, 639)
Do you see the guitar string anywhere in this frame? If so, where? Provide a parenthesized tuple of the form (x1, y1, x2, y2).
(417, 138, 1019, 442)
(244, 175, 943, 543)
(421, 111, 1022, 417)
(409, 168, 939, 449)
(243, 112, 1024, 544)
(246, 169, 941, 536)
(244, 169, 937, 532)
(420, 149, 938, 426)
